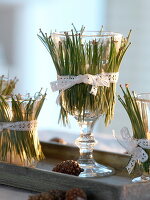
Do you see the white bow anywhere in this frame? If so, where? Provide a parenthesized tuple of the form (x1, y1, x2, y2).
(50, 72, 119, 97)
(113, 127, 150, 174)
(0, 121, 37, 132)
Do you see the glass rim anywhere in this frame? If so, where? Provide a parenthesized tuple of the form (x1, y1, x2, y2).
(52, 31, 123, 38)
(0, 75, 9, 81)
(136, 93, 150, 103)
(1, 94, 42, 102)
(0, 75, 18, 82)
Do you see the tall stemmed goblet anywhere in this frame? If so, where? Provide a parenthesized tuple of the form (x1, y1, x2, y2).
(61, 85, 114, 177)
(38, 28, 130, 177)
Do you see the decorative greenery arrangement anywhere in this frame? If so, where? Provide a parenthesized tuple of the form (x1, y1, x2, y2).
(38, 26, 131, 126)
(118, 85, 150, 173)
(0, 90, 46, 165)
(0, 75, 18, 95)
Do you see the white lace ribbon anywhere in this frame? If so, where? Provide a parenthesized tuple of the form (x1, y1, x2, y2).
(113, 127, 150, 174)
(0, 120, 38, 132)
(50, 72, 119, 101)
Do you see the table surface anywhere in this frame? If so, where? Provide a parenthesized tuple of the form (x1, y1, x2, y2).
(0, 185, 33, 200)
(0, 130, 124, 200)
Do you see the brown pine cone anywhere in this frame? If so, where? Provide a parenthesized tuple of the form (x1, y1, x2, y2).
(52, 160, 84, 176)
(28, 192, 54, 200)
(28, 190, 65, 200)
(50, 137, 67, 145)
(65, 188, 87, 200)
(48, 190, 66, 200)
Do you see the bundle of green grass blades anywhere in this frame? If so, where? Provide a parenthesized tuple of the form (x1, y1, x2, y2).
(118, 85, 150, 173)
(38, 26, 131, 126)
(0, 75, 18, 95)
(0, 90, 46, 165)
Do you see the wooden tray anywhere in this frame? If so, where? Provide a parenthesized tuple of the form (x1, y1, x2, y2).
(0, 142, 149, 200)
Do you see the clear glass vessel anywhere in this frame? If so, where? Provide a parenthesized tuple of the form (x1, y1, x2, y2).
(0, 95, 44, 167)
(39, 29, 130, 177)
(52, 31, 122, 64)
(132, 93, 150, 182)
(58, 31, 123, 177)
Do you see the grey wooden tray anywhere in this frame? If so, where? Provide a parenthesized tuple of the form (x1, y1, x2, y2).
(0, 142, 150, 200)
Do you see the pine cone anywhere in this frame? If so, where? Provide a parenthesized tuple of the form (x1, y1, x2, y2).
(48, 190, 66, 200)
(52, 160, 84, 176)
(50, 137, 67, 145)
(28, 190, 65, 200)
(65, 188, 87, 200)
(28, 192, 54, 200)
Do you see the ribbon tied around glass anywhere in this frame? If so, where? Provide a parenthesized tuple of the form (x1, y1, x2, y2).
(113, 127, 150, 174)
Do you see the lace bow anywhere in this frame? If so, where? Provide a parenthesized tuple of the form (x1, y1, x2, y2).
(0, 120, 37, 132)
(50, 72, 119, 98)
(114, 127, 150, 174)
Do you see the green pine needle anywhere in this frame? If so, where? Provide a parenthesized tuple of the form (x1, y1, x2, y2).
(118, 85, 150, 173)
(38, 27, 131, 126)
(0, 76, 18, 95)
(0, 90, 46, 165)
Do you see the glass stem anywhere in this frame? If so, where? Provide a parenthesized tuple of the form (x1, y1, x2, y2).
(75, 119, 97, 165)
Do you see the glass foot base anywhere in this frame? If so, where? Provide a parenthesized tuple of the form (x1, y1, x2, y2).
(132, 175, 150, 183)
(79, 161, 115, 178)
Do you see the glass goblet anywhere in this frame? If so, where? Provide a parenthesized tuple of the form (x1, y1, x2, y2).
(38, 29, 130, 177)
(55, 31, 123, 177)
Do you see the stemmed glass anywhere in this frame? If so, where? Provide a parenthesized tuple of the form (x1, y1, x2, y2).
(38, 29, 130, 177)
(73, 109, 114, 177)
(61, 86, 117, 177)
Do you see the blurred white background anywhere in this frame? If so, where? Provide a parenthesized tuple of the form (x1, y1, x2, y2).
(0, 0, 149, 152)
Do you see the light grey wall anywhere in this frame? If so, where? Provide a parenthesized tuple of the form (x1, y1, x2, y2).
(0, 5, 15, 66)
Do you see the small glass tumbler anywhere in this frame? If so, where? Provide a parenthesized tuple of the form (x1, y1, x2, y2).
(133, 93, 150, 182)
